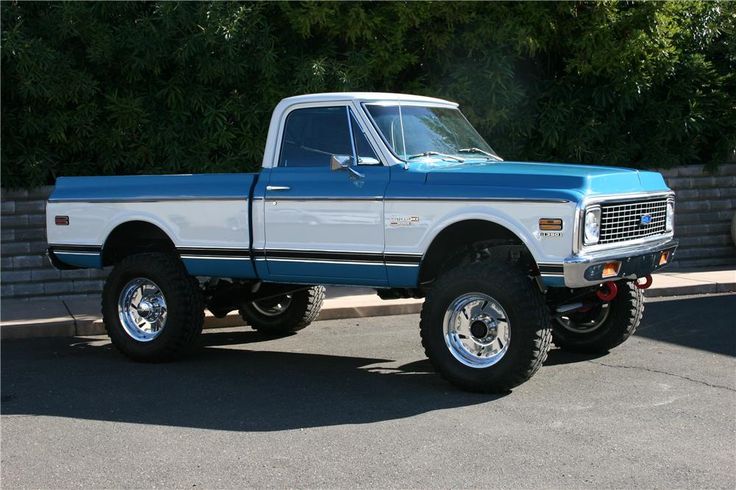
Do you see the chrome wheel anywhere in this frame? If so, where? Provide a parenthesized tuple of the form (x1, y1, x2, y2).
(556, 304, 610, 334)
(117, 278, 167, 342)
(443, 292, 511, 368)
(250, 295, 292, 317)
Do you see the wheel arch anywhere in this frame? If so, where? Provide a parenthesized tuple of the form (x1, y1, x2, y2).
(101, 220, 177, 266)
(418, 218, 540, 285)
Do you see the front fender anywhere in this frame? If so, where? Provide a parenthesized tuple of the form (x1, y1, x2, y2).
(385, 199, 578, 267)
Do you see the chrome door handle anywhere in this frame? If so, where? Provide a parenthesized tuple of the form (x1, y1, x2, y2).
(266, 185, 291, 191)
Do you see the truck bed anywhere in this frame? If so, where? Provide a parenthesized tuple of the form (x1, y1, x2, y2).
(46, 173, 259, 277)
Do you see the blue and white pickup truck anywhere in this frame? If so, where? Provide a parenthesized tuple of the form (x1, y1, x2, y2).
(46, 92, 677, 392)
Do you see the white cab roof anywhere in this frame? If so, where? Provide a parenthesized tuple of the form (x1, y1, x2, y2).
(262, 92, 459, 168)
(278, 92, 458, 107)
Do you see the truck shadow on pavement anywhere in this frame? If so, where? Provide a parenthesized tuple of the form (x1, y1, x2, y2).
(1, 294, 732, 432)
(1, 332, 506, 432)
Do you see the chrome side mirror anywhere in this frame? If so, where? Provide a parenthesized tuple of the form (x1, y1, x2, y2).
(330, 154, 364, 178)
(330, 154, 352, 171)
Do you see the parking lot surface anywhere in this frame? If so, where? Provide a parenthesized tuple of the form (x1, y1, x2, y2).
(2, 294, 735, 488)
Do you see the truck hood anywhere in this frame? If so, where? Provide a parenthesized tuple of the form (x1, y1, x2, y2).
(408, 160, 670, 199)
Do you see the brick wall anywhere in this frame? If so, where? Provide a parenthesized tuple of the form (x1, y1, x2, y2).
(657, 164, 736, 269)
(1, 164, 734, 301)
(1, 186, 107, 301)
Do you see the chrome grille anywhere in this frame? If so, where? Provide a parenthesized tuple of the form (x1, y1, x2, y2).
(599, 198, 668, 244)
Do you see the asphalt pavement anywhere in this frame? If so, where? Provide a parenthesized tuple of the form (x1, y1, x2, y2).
(2, 293, 735, 488)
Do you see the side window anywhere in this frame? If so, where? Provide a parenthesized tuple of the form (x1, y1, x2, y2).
(278, 106, 352, 168)
(350, 112, 381, 165)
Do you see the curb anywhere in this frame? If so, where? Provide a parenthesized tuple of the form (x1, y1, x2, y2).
(643, 282, 736, 298)
(1, 283, 733, 341)
(0, 318, 76, 340)
(0, 298, 425, 340)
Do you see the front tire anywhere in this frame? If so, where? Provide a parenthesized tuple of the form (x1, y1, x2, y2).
(240, 286, 325, 336)
(420, 261, 552, 393)
(552, 280, 644, 353)
(102, 253, 204, 361)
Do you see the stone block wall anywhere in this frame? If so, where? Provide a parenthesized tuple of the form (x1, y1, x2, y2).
(1, 164, 734, 301)
(1, 186, 107, 301)
(656, 164, 736, 269)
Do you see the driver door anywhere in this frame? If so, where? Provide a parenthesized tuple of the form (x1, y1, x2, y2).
(263, 104, 389, 286)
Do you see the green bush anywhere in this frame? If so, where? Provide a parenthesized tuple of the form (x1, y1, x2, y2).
(2, 1, 734, 188)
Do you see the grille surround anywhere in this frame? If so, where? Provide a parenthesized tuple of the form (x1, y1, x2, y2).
(598, 198, 669, 245)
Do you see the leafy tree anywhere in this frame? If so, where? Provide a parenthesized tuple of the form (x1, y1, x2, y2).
(2, 1, 734, 188)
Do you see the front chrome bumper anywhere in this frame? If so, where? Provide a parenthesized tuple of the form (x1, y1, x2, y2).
(563, 238, 678, 288)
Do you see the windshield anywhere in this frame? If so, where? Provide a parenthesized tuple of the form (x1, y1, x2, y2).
(364, 104, 500, 162)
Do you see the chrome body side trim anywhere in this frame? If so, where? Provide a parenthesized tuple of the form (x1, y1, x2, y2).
(267, 258, 385, 266)
(385, 197, 571, 204)
(264, 197, 384, 202)
(179, 255, 250, 261)
(47, 196, 247, 203)
(260, 196, 570, 203)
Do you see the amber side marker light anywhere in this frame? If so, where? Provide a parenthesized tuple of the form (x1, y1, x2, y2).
(659, 251, 671, 266)
(602, 261, 621, 278)
(55, 216, 69, 226)
(539, 218, 563, 231)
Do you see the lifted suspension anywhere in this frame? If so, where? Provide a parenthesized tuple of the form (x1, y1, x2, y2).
(550, 275, 653, 317)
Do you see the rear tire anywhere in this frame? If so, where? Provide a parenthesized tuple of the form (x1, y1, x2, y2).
(420, 260, 551, 393)
(240, 286, 325, 336)
(552, 280, 644, 353)
(102, 253, 204, 361)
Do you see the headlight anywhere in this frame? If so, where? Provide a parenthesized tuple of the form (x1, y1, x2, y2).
(666, 199, 675, 232)
(583, 206, 601, 245)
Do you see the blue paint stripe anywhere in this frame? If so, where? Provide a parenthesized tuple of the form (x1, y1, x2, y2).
(50, 173, 255, 202)
(266, 260, 388, 287)
(541, 276, 566, 287)
(387, 264, 420, 288)
(182, 258, 257, 279)
(54, 252, 103, 269)
(404, 161, 670, 197)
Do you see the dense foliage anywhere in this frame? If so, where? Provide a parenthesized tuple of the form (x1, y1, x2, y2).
(2, 1, 734, 187)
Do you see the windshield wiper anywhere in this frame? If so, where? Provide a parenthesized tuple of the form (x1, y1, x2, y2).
(458, 148, 503, 161)
(406, 151, 464, 162)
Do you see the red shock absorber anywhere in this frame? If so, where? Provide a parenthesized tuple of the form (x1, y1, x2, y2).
(596, 281, 618, 302)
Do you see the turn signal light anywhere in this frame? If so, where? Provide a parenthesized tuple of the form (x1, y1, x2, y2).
(659, 251, 670, 266)
(539, 218, 563, 231)
(601, 261, 621, 278)
(55, 216, 69, 226)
